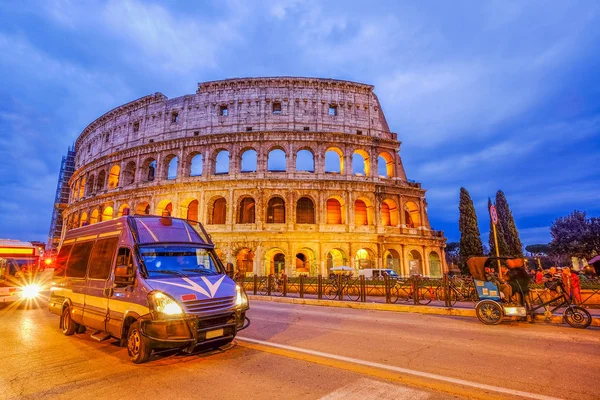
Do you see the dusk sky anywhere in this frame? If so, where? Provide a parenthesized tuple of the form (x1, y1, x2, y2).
(1, 1, 599, 247)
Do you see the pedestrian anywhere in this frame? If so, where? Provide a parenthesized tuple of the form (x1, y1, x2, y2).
(507, 266, 532, 308)
(535, 268, 543, 284)
(569, 268, 582, 304)
(561, 268, 572, 300)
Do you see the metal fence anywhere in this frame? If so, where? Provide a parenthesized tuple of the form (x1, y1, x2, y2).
(238, 274, 478, 307)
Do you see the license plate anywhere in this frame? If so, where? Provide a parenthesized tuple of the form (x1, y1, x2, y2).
(206, 328, 224, 339)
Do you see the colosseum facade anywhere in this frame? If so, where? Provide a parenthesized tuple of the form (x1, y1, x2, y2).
(64, 77, 447, 277)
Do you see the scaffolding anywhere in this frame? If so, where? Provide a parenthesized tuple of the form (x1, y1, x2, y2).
(47, 146, 75, 253)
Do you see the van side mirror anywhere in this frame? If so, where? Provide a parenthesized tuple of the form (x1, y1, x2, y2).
(114, 265, 135, 286)
(226, 262, 234, 278)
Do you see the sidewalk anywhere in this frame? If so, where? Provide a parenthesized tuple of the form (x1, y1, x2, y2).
(248, 295, 600, 327)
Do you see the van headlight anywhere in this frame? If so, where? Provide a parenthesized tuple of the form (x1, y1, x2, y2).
(235, 285, 248, 309)
(21, 284, 42, 299)
(148, 291, 183, 318)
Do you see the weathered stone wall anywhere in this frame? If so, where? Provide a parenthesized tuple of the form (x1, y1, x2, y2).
(64, 77, 446, 277)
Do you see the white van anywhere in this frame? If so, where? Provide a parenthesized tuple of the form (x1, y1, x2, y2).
(358, 269, 399, 280)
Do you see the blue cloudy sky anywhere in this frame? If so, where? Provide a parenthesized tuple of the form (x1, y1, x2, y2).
(1, 0, 599, 247)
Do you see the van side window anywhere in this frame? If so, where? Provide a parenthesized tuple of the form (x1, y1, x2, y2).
(117, 248, 133, 268)
(66, 242, 94, 278)
(88, 238, 119, 280)
(54, 244, 73, 277)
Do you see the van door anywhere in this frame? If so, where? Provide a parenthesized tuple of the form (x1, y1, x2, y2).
(82, 237, 119, 331)
(106, 247, 136, 338)
(64, 241, 95, 324)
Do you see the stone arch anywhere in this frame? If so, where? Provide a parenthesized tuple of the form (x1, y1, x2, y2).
(107, 164, 120, 189)
(325, 147, 344, 174)
(236, 248, 254, 276)
(296, 149, 314, 172)
(141, 157, 156, 182)
(296, 247, 317, 276)
(408, 249, 423, 275)
(326, 248, 347, 275)
(237, 196, 256, 224)
(135, 201, 150, 215)
(102, 206, 114, 221)
(156, 199, 173, 216)
(266, 196, 286, 224)
(405, 201, 421, 228)
(80, 211, 88, 227)
(90, 208, 100, 224)
(267, 148, 286, 172)
(352, 149, 370, 176)
(378, 151, 394, 178)
(188, 152, 203, 177)
(264, 247, 287, 276)
(381, 199, 399, 226)
(118, 203, 130, 217)
(240, 148, 258, 173)
(354, 196, 374, 225)
(72, 212, 80, 229)
(326, 196, 345, 224)
(429, 251, 442, 277)
(355, 248, 375, 270)
(214, 149, 230, 174)
(163, 154, 178, 180)
(207, 196, 227, 224)
(86, 174, 95, 196)
(96, 170, 106, 192)
(78, 176, 86, 199)
(383, 249, 401, 273)
(123, 161, 136, 185)
(296, 196, 315, 224)
(183, 199, 199, 221)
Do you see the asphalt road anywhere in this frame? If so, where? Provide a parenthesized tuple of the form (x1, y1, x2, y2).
(1, 298, 598, 400)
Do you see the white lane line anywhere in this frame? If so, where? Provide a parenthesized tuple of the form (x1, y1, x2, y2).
(320, 377, 429, 400)
(237, 336, 563, 400)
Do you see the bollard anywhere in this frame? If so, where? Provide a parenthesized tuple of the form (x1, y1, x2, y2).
(283, 274, 288, 297)
(300, 275, 305, 298)
(360, 275, 366, 302)
(412, 275, 419, 305)
(267, 274, 272, 296)
(317, 275, 323, 300)
(384, 274, 391, 303)
(443, 274, 450, 307)
(337, 274, 343, 300)
(253, 274, 258, 295)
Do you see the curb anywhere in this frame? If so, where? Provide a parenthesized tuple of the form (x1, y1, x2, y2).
(248, 295, 600, 327)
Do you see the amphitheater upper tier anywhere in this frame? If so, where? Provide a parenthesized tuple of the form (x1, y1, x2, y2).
(65, 77, 447, 278)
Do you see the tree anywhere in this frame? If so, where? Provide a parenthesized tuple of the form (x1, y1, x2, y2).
(525, 244, 550, 255)
(458, 188, 484, 268)
(495, 190, 523, 257)
(445, 242, 460, 267)
(488, 197, 509, 257)
(550, 210, 589, 258)
(586, 217, 600, 257)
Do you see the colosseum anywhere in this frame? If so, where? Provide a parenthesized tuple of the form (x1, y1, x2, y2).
(63, 77, 447, 278)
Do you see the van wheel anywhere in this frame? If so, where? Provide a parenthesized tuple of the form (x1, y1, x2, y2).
(61, 307, 78, 336)
(127, 321, 151, 364)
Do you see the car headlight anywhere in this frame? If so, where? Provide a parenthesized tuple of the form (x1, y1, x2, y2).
(21, 284, 42, 299)
(235, 285, 248, 308)
(148, 291, 183, 318)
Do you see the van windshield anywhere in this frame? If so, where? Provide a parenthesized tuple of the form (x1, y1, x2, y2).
(139, 245, 223, 278)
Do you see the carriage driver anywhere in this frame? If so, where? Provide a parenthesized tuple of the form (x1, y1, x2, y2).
(484, 266, 513, 302)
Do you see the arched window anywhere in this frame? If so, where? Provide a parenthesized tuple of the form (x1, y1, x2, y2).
(238, 197, 256, 224)
(211, 198, 227, 224)
(267, 149, 286, 172)
(123, 161, 136, 185)
(296, 150, 314, 172)
(80, 212, 88, 227)
(190, 154, 203, 176)
(135, 202, 150, 215)
(325, 147, 344, 174)
(408, 250, 422, 275)
(405, 201, 421, 228)
(186, 200, 199, 221)
(429, 251, 441, 277)
(241, 149, 257, 172)
(354, 200, 368, 225)
(142, 158, 156, 182)
(86, 175, 95, 196)
(165, 155, 178, 180)
(156, 200, 173, 216)
(78, 177, 86, 199)
(90, 209, 99, 224)
(382, 199, 398, 226)
(102, 206, 114, 221)
(326, 198, 342, 224)
(107, 165, 120, 189)
(378, 152, 394, 178)
(215, 150, 230, 174)
(296, 197, 315, 224)
(267, 197, 285, 224)
(352, 150, 370, 176)
(96, 170, 106, 192)
(118, 204, 130, 217)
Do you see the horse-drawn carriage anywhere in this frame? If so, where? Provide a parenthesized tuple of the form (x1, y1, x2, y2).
(467, 256, 592, 329)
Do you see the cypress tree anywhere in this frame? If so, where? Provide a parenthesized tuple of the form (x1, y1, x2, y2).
(459, 188, 484, 268)
(488, 197, 509, 257)
(495, 190, 523, 257)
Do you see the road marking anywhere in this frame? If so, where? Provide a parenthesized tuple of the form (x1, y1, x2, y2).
(321, 377, 429, 399)
(237, 336, 563, 400)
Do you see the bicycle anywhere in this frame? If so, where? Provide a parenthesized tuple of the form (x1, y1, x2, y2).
(436, 277, 477, 306)
(388, 278, 434, 305)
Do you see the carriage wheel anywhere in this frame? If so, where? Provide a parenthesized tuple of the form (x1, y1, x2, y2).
(476, 300, 504, 325)
(564, 306, 592, 329)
